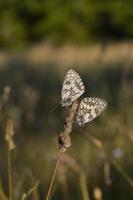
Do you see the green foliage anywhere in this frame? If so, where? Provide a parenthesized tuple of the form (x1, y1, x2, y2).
(0, 0, 133, 48)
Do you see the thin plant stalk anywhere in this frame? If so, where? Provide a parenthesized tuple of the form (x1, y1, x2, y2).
(5, 118, 15, 200)
(8, 146, 13, 200)
(87, 135, 133, 190)
(111, 159, 133, 189)
(21, 181, 39, 200)
(0, 178, 8, 200)
(45, 153, 62, 200)
(45, 101, 78, 200)
(61, 153, 90, 200)
(80, 173, 90, 200)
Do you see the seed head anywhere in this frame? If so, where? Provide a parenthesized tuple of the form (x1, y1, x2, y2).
(5, 118, 15, 150)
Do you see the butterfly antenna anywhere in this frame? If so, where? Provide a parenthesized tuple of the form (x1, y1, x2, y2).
(49, 104, 60, 113)
(81, 126, 86, 138)
(48, 104, 60, 126)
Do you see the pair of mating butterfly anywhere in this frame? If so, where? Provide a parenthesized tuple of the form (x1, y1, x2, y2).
(61, 69, 107, 127)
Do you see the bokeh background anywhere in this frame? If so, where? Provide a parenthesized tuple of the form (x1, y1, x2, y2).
(0, 1, 133, 200)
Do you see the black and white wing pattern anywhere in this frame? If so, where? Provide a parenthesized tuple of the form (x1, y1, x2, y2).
(61, 69, 85, 107)
(77, 97, 107, 127)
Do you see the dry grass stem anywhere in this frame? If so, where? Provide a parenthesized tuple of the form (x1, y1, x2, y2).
(45, 100, 79, 200)
(0, 179, 8, 200)
(87, 135, 133, 190)
(5, 118, 15, 200)
(45, 153, 61, 200)
(7, 149, 12, 200)
(104, 160, 112, 186)
(57, 166, 70, 200)
(111, 159, 133, 189)
(21, 181, 39, 200)
(28, 172, 40, 200)
(58, 100, 79, 152)
(88, 135, 104, 150)
(61, 153, 90, 200)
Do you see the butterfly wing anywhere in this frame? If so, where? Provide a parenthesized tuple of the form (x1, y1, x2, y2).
(77, 97, 107, 127)
(61, 69, 85, 107)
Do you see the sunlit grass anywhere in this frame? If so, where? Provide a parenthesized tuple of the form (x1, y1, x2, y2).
(0, 43, 133, 199)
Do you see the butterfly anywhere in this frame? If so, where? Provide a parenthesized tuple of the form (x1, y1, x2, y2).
(77, 97, 107, 127)
(61, 69, 107, 127)
(61, 69, 85, 107)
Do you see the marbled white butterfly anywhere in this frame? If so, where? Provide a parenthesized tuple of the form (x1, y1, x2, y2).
(61, 69, 85, 107)
(61, 69, 107, 127)
(77, 97, 107, 127)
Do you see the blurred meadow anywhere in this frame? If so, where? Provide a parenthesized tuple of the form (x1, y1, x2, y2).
(0, 1, 133, 200)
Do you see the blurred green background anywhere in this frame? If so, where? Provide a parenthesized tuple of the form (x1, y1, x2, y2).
(0, 1, 133, 200)
(1, 0, 133, 48)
